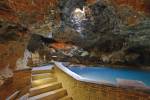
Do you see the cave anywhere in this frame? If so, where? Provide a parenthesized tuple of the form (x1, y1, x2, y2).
(0, 0, 150, 99)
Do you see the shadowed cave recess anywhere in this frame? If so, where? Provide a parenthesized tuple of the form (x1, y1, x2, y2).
(0, 0, 150, 94)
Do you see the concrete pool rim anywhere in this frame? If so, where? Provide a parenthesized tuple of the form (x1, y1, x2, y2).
(54, 62, 150, 93)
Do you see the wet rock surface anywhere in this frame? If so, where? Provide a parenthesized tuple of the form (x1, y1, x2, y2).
(0, 0, 150, 71)
(52, 0, 150, 67)
(57, 0, 121, 49)
(0, 20, 30, 82)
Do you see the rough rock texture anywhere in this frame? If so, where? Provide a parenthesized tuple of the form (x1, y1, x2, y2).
(0, 0, 58, 83)
(55, 0, 121, 48)
(0, 70, 31, 99)
(0, 0, 150, 72)
(113, 0, 150, 14)
(0, 21, 30, 70)
(53, 0, 150, 67)
(0, 20, 30, 85)
(0, 0, 58, 23)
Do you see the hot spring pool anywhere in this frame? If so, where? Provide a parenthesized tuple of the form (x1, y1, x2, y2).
(68, 66, 150, 87)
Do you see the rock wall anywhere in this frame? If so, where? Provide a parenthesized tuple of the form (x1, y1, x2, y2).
(0, 0, 150, 71)
(0, 70, 31, 99)
(53, 0, 150, 67)
(0, 0, 58, 84)
(0, 0, 58, 24)
(0, 20, 30, 85)
(113, 0, 150, 14)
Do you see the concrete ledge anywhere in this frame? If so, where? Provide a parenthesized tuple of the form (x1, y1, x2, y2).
(54, 62, 150, 91)
(54, 62, 150, 100)
(54, 62, 82, 80)
(54, 62, 114, 87)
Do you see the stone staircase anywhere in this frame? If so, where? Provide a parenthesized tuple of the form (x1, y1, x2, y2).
(28, 65, 72, 100)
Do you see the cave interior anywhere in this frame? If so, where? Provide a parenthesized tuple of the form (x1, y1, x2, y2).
(0, 0, 150, 99)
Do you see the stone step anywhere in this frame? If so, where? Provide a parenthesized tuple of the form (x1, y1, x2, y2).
(32, 73, 54, 80)
(32, 78, 57, 87)
(30, 82, 62, 97)
(32, 69, 53, 75)
(59, 96, 73, 100)
(29, 88, 67, 100)
(32, 65, 53, 74)
(32, 65, 53, 70)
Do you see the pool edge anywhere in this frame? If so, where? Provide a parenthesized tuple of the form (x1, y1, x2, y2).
(54, 62, 150, 93)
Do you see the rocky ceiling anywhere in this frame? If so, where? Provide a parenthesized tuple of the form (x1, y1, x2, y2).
(0, 0, 150, 72)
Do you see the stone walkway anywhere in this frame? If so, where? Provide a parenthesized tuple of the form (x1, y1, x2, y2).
(29, 65, 72, 100)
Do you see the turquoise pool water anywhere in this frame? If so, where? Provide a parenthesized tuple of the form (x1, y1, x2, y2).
(69, 66, 150, 87)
